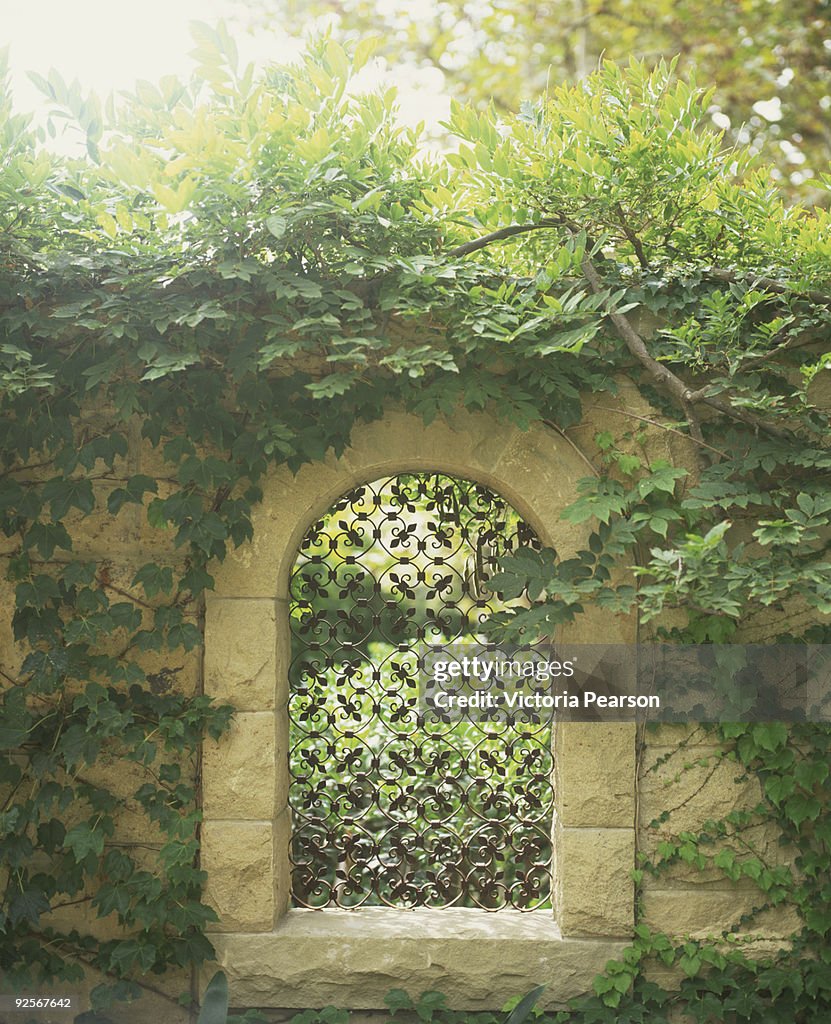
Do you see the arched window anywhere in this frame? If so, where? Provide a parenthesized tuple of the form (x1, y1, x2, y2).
(288, 473, 551, 910)
(201, 411, 636, 1011)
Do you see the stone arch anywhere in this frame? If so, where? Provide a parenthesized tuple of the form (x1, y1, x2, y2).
(201, 409, 637, 1010)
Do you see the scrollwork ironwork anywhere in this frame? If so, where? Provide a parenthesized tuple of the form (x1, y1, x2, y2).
(288, 473, 552, 910)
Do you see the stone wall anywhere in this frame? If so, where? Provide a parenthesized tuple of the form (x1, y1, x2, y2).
(0, 398, 800, 1020)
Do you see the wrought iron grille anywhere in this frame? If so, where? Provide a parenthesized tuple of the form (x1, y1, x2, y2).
(288, 473, 553, 911)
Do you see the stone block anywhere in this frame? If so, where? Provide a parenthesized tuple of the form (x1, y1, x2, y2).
(214, 458, 353, 600)
(273, 806, 292, 920)
(208, 909, 630, 1009)
(553, 824, 634, 937)
(345, 409, 518, 481)
(641, 890, 803, 940)
(202, 712, 276, 820)
(202, 821, 274, 932)
(274, 709, 290, 809)
(554, 722, 636, 827)
(204, 598, 278, 709)
(639, 751, 762, 836)
(491, 432, 589, 555)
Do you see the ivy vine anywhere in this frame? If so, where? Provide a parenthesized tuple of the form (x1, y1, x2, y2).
(1, 27, 830, 1023)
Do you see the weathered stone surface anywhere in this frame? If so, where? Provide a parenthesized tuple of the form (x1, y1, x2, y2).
(490, 425, 589, 556)
(4, 399, 805, 1017)
(202, 822, 274, 932)
(207, 909, 629, 1009)
(273, 806, 292, 920)
(345, 409, 519, 485)
(213, 408, 600, 598)
(639, 816, 795, 888)
(554, 722, 636, 827)
(807, 368, 831, 411)
(204, 598, 278, 709)
(202, 712, 276, 820)
(639, 749, 762, 837)
(213, 450, 359, 600)
(642, 890, 803, 940)
(553, 825, 634, 937)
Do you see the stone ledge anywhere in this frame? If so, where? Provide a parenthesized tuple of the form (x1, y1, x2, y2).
(208, 909, 628, 1010)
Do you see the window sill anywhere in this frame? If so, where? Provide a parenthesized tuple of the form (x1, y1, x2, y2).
(208, 908, 629, 1010)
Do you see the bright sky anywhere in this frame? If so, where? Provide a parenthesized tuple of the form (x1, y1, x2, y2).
(3, 0, 450, 149)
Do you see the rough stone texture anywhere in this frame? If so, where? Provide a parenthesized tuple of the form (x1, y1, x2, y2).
(639, 747, 762, 837)
(554, 722, 636, 827)
(274, 700, 290, 809)
(1, 401, 807, 1017)
(202, 821, 274, 932)
(807, 368, 831, 412)
(80, 755, 181, 845)
(273, 806, 292, 920)
(202, 712, 277, 820)
(204, 598, 278, 710)
(637, 731, 800, 940)
(638, 736, 794, 877)
(552, 825, 634, 937)
(212, 409, 597, 599)
(642, 891, 803, 939)
(207, 909, 629, 1010)
(213, 447, 362, 600)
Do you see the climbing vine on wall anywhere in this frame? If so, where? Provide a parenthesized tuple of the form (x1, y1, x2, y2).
(1, 26, 831, 1021)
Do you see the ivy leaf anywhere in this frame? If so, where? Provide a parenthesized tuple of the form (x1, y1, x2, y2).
(24, 521, 73, 559)
(8, 889, 51, 927)
(764, 774, 795, 806)
(64, 821, 107, 861)
(42, 477, 95, 518)
(132, 563, 175, 597)
(752, 723, 788, 752)
(107, 475, 159, 515)
(384, 990, 413, 1013)
(0, 689, 32, 749)
(784, 793, 822, 826)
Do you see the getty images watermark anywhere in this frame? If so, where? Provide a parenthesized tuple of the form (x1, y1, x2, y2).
(417, 644, 831, 722)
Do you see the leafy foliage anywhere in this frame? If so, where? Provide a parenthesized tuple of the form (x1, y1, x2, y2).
(1, 29, 831, 1023)
(250, 0, 831, 198)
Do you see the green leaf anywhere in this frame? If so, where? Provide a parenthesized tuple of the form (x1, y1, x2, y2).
(384, 990, 414, 1013)
(8, 889, 50, 927)
(64, 821, 107, 861)
(752, 723, 788, 752)
(42, 477, 95, 518)
(266, 215, 288, 238)
(107, 475, 159, 515)
(24, 521, 73, 559)
(503, 985, 546, 1024)
(197, 971, 229, 1024)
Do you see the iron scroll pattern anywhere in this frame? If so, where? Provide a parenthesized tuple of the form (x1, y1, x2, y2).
(288, 473, 553, 911)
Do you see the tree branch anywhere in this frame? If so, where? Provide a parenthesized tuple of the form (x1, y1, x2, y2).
(580, 256, 792, 440)
(444, 219, 831, 309)
(615, 203, 650, 269)
(445, 219, 564, 258)
(706, 268, 831, 308)
(541, 418, 600, 476)
(443, 219, 816, 442)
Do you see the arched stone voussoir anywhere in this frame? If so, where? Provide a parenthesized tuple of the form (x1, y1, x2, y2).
(213, 408, 593, 600)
